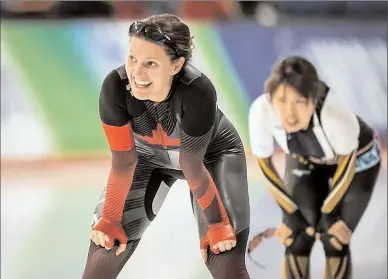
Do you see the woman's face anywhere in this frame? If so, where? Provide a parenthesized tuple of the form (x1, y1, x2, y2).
(271, 83, 316, 133)
(125, 36, 184, 102)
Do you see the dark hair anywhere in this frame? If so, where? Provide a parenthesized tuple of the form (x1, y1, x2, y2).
(134, 13, 194, 62)
(265, 55, 326, 103)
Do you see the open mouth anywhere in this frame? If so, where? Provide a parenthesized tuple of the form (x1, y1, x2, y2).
(286, 119, 298, 126)
(134, 78, 152, 89)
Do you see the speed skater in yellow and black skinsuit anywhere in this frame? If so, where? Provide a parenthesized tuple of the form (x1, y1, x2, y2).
(248, 82, 381, 278)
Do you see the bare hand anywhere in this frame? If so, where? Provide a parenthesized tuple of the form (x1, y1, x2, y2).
(328, 220, 352, 244)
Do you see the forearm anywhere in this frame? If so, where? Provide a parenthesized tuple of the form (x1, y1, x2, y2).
(182, 161, 227, 225)
(102, 149, 138, 222)
(257, 156, 299, 214)
(321, 151, 357, 214)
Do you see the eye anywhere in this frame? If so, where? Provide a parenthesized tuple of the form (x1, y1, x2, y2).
(128, 55, 136, 62)
(296, 98, 308, 104)
(278, 97, 286, 103)
(145, 61, 158, 68)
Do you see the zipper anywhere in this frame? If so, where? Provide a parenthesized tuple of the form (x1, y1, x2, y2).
(156, 123, 167, 149)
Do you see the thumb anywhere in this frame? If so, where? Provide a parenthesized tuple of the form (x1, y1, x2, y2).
(305, 226, 315, 237)
(117, 230, 128, 245)
(210, 245, 220, 255)
(116, 243, 127, 256)
(201, 249, 208, 262)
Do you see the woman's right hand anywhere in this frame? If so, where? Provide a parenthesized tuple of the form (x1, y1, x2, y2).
(274, 223, 293, 246)
(91, 218, 128, 256)
(248, 223, 316, 253)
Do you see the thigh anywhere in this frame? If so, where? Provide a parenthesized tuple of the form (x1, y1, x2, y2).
(81, 239, 141, 279)
(324, 143, 382, 231)
(340, 161, 381, 231)
(284, 154, 329, 227)
(83, 158, 177, 279)
(191, 152, 251, 239)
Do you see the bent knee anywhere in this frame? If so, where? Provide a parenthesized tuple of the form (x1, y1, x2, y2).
(286, 232, 315, 256)
(321, 234, 350, 257)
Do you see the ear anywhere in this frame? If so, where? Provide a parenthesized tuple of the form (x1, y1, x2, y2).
(171, 57, 185, 75)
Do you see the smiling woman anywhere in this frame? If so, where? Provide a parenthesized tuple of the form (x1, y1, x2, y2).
(126, 15, 192, 102)
(81, 13, 251, 279)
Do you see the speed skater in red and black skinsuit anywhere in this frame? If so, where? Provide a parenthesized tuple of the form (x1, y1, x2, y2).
(81, 15, 251, 279)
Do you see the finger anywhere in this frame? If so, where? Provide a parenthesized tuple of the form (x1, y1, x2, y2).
(338, 220, 347, 228)
(279, 223, 287, 231)
(333, 225, 347, 241)
(225, 241, 232, 251)
(276, 224, 285, 237)
(281, 223, 292, 234)
(279, 234, 288, 244)
(219, 241, 227, 252)
(90, 230, 96, 243)
(231, 240, 236, 248)
(214, 242, 226, 252)
(328, 224, 337, 235)
(93, 231, 101, 246)
(339, 228, 351, 244)
(98, 231, 106, 247)
(329, 221, 342, 234)
(278, 225, 292, 239)
(211, 246, 220, 254)
(201, 249, 208, 262)
(116, 243, 127, 256)
(117, 232, 128, 247)
(328, 227, 343, 242)
(284, 238, 294, 247)
(285, 228, 293, 238)
(104, 234, 111, 250)
(329, 237, 343, 251)
(305, 227, 315, 237)
(340, 225, 351, 238)
(336, 230, 348, 244)
(342, 223, 352, 236)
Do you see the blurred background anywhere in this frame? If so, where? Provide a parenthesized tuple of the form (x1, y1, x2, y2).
(1, 1, 387, 279)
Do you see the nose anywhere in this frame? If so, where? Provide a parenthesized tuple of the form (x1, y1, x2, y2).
(133, 65, 144, 76)
(284, 102, 294, 115)
(132, 64, 145, 77)
(284, 103, 296, 121)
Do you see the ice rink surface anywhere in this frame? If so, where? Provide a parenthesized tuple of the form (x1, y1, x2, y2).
(1, 160, 387, 279)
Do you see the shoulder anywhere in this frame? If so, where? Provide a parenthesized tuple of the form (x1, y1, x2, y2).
(320, 91, 360, 153)
(320, 91, 358, 127)
(249, 94, 275, 157)
(100, 65, 129, 102)
(249, 94, 271, 119)
(99, 65, 132, 125)
(177, 63, 217, 103)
